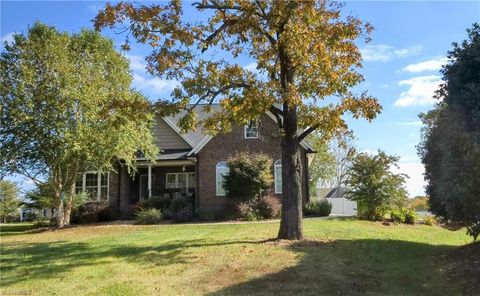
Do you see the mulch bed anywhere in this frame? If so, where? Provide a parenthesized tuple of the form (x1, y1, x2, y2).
(445, 241, 480, 296)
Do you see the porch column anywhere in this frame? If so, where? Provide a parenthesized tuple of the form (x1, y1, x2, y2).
(148, 164, 152, 198)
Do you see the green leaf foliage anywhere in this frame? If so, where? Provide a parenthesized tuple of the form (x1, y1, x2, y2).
(418, 23, 480, 240)
(225, 152, 273, 202)
(346, 151, 408, 221)
(0, 22, 159, 226)
(0, 180, 21, 222)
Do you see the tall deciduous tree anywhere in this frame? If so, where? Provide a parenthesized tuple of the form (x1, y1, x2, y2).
(0, 180, 21, 223)
(0, 23, 158, 227)
(418, 23, 480, 240)
(95, 0, 381, 239)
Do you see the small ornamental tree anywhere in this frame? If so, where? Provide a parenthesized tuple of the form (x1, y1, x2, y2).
(95, 1, 382, 239)
(346, 151, 408, 221)
(0, 180, 21, 223)
(225, 152, 273, 202)
(0, 23, 158, 227)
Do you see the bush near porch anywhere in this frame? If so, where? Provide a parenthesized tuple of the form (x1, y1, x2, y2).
(136, 194, 194, 223)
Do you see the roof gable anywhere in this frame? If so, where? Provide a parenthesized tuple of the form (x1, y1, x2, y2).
(163, 104, 314, 155)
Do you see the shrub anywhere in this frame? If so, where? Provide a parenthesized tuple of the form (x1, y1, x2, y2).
(236, 202, 252, 218)
(254, 193, 281, 219)
(245, 211, 261, 221)
(424, 215, 436, 226)
(135, 208, 163, 224)
(234, 193, 281, 220)
(33, 217, 53, 228)
(390, 208, 406, 223)
(196, 209, 215, 221)
(304, 199, 332, 217)
(404, 209, 416, 225)
(172, 205, 194, 222)
(390, 207, 416, 224)
(24, 211, 38, 222)
(225, 152, 273, 202)
(72, 200, 111, 224)
(165, 196, 194, 222)
(138, 195, 171, 211)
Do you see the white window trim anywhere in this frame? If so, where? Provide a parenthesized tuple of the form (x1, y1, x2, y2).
(244, 120, 259, 139)
(216, 161, 229, 196)
(274, 160, 282, 194)
(165, 172, 195, 190)
(76, 171, 109, 201)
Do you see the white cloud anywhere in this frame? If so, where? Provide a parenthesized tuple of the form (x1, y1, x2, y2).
(126, 54, 147, 72)
(124, 54, 179, 96)
(399, 120, 422, 126)
(403, 57, 448, 73)
(132, 73, 179, 95)
(361, 44, 422, 62)
(394, 75, 442, 107)
(1, 32, 15, 45)
(243, 62, 258, 72)
(392, 161, 426, 197)
(361, 149, 376, 155)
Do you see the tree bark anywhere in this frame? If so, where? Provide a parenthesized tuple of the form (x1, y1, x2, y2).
(63, 183, 75, 226)
(54, 187, 65, 228)
(278, 108, 304, 240)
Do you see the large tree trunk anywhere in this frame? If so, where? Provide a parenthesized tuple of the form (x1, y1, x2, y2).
(63, 183, 75, 226)
(278, 108, 304, 240)
(54, 187, 65, 228)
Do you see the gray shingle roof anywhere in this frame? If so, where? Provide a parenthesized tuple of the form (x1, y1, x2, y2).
(164, 104, 221, 147)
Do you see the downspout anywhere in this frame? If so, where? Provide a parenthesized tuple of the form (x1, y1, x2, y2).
(195, 155, 200, 214)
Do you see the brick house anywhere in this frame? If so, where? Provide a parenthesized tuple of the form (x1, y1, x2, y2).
(74, 105, 315, 218)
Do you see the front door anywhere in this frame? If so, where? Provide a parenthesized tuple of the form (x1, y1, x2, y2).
(139, 175, 155, 200)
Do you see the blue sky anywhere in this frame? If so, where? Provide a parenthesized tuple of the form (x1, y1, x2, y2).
(2, 1, 479, 197)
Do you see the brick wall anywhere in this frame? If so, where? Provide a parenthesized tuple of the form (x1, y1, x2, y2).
(196, 114, 308, 214)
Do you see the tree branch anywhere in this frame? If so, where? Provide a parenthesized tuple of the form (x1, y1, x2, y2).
(269, 106, 284, 129)
(187, 82, 251, 112)
(297, 125, 319, 142)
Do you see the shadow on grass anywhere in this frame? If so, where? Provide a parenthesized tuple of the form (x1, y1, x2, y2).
(0, 223, 35, 237)
(206, 239, 461, 296)
(1, 236, 462, 295)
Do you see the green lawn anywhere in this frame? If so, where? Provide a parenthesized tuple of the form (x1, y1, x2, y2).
(0, 218, 471, 296)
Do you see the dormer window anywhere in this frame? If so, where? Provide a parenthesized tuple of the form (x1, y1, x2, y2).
(244, 120, 258, 139)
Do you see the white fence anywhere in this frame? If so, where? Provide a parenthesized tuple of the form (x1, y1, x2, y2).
(325, 198, 357, 216)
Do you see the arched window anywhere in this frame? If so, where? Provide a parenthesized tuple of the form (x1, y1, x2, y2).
(216, 161, 229, 196)
(274, 160, 282, 194)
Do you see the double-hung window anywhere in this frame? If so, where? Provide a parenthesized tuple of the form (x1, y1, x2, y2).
(75, 172, 109, 200)
(166, 172, 196, 190)
(244, 120, 258, 139)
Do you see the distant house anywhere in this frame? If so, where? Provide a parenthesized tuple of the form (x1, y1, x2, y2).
(19, 206, 52, 222)
(74, 105, 315, 218)
(317, 187, 348, 199)
(317, 186, 357, 216)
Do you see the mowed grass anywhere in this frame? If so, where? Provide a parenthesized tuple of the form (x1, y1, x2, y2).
(0, 218, 471, 296)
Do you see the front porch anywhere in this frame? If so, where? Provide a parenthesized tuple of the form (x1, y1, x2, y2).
(118, 158, 198, 218)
